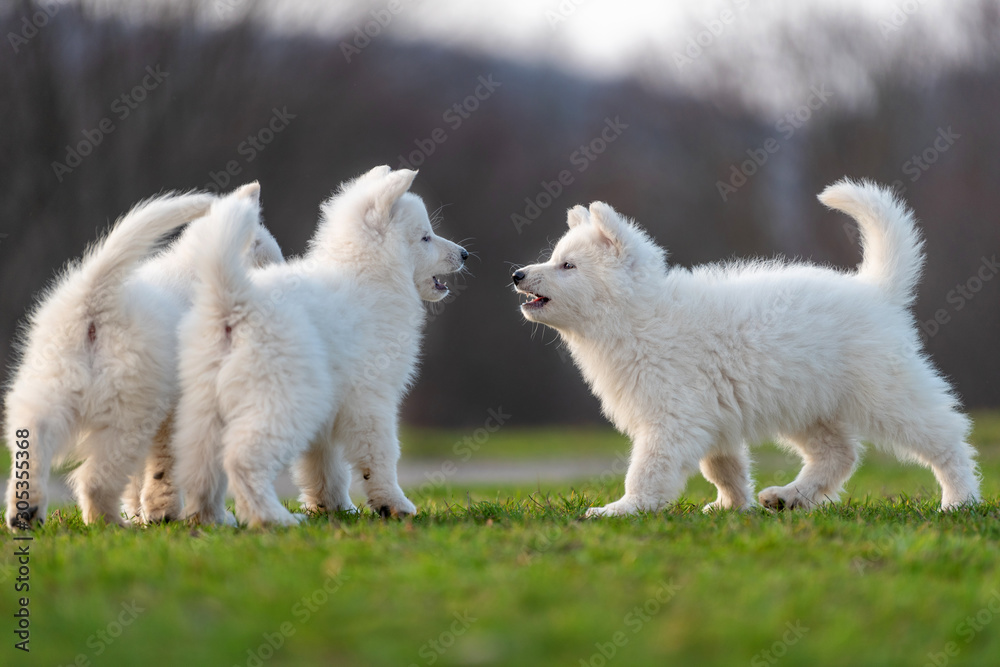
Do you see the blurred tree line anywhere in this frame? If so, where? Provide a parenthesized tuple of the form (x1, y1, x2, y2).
(1, 1, 997, 427)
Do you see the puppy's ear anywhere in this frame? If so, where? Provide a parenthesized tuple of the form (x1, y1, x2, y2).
(588, 202, 629, 256)
(366, 168, 418, 227)
(362, 165, 393, 181)
(566, 205, 589, 229)
(233, 181, 261, 203)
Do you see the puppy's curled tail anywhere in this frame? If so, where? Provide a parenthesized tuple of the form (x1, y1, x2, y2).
(818, 178, 926, 308)
(191, 183, 262, 330)
(78, 191, 215, 315)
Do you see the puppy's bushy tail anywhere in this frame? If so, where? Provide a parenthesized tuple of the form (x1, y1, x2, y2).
(78, 191, 215, 315)
(190, 183, 262, 328)
(818, 178, 925, 308)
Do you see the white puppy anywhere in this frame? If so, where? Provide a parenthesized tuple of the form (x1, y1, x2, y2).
(119, 183, 283, 524)
(174, 166, 467, 527)
(513, 179, 980, 515)
(4, 187, 281, 528)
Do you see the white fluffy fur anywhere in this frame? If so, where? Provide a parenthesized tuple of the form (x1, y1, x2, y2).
(173, 166, 467, 527)
(3, 187, 282, 528)
(513, 179, 980, 515)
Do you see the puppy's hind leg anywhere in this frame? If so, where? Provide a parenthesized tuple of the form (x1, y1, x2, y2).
(294, 433, 356, 515)
(139, 413, 183, 523)
(700, 444, 755, 512)
(874, 401, 979, 510)
(173, 383, 231, 526)
(223, 417, 307, 528)
(70, 425, 149, 526)
(758, 421, 858, 511)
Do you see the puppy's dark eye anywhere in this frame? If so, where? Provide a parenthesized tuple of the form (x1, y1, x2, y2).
(422, 235, 431, 242)
(562, 262, 576, 270)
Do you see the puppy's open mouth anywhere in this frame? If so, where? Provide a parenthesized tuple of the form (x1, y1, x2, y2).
(433, 276, 448, 292)
(520, 292, 550, 309)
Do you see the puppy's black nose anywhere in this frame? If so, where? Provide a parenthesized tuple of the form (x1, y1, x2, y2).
(512, 270, 525, 284)
(460, 249, 469, 261)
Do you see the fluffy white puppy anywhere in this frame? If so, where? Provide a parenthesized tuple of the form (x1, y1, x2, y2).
(4, 187, 282, 528)
(513, 179, 980, 515)
(119, 184, 283, 524)
(174, 166, 467, 527)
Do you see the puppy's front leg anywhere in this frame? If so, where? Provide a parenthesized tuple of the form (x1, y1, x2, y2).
(586, 428, 700, 517)
(341, 417, 415, 518)
(5, 417, 60, 530)
(360, 450, 416, 519)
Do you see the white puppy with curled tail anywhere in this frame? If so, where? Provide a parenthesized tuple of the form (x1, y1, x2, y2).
(120, 183, 283, 524)
(513, 179, 979, 515)
(5, 191, 214, 529)
(3, 186, 283, 530)
(174, 167, 468, 527)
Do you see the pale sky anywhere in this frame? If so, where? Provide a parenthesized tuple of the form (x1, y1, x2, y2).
(83, 0, 983, 114)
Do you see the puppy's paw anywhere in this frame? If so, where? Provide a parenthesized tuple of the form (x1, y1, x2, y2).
(185, 507, 233, 527)
(6, 504, 45, 531)
(140, 494, 182, 525)
(245, 510, 306, 528)
(300, 498, 358, 515)
(758, 485, 815, 511)
(585, 499, 639, 517)
(702, 500, 756, 513)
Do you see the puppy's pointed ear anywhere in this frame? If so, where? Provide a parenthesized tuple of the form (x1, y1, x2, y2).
(566, 205, 589, 229)
(362, 165, 393, 181)
(589, 201, 629, 256)
(233, 181, 260, 203)
(366, 168, 418, 227)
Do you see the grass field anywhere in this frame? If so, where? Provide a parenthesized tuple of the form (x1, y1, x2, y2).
(2, 412, 1000, 666)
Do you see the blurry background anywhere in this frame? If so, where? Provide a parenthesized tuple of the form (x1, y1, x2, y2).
(2, 0, 998, 427)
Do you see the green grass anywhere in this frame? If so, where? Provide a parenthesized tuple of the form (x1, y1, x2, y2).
(2, 412, 1000, 666)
